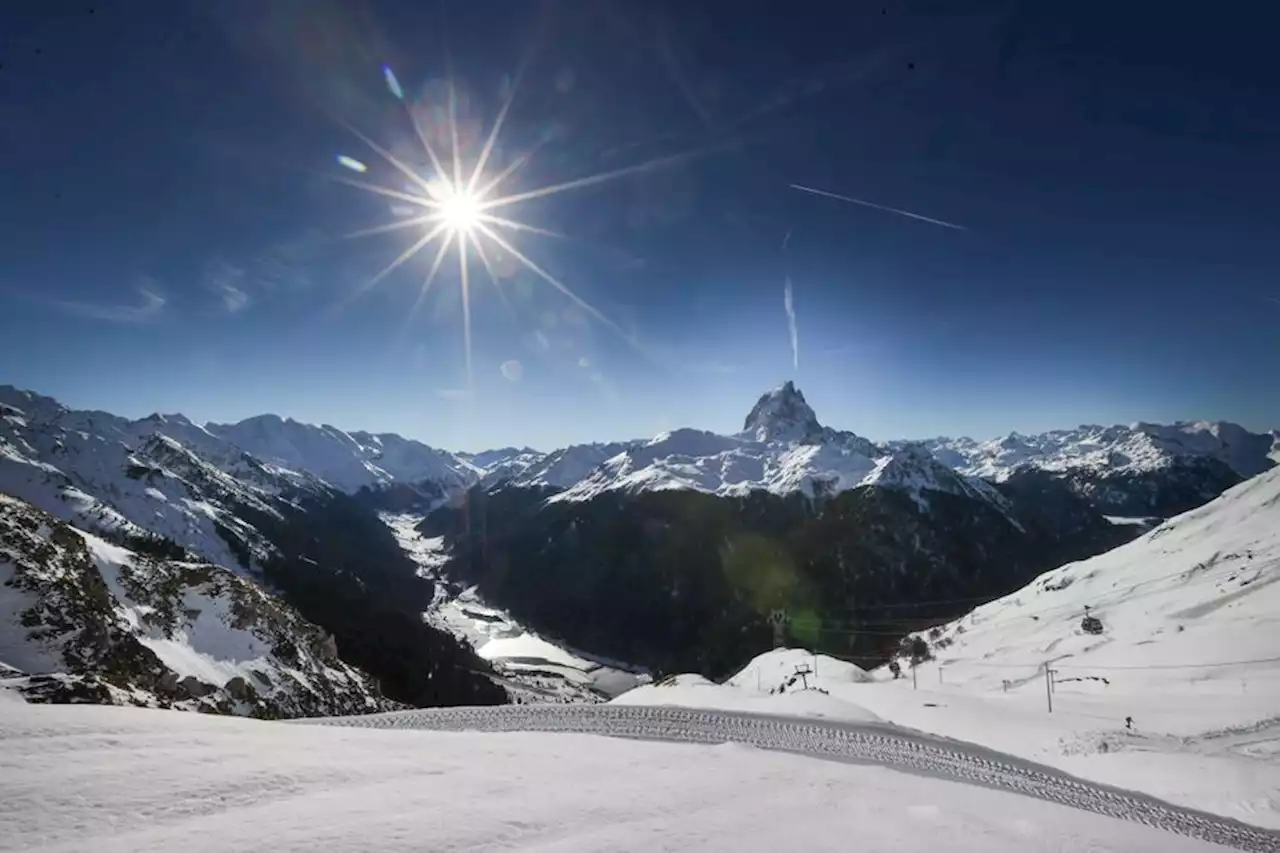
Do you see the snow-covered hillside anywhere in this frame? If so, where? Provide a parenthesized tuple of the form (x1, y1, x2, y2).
(0, 493, 392, 716)
(894, 464, 1280, 693)
(0, 700, 1233, 853)
(208, 414, 477, 496)
(921, 421, 1277, 483)
(612, 467, 1280, 828)
(0, 387, 301, 570)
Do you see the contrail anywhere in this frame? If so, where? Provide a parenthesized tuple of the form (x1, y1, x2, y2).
(790, 183, 967, 231)
(784, 276, 799, 370)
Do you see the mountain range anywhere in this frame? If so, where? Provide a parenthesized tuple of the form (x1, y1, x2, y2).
(1, 381, 1275, 711)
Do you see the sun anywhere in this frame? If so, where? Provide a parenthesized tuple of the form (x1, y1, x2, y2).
(435, 182, 482, 234)
(327, 62, 705, 387)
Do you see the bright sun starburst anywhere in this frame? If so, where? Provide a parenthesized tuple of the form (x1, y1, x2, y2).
(327, 61, 719, 389)
(434, 181, 482, 234)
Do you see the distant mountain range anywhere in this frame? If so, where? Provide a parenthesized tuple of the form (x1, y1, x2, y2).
(1, 381, 1275, 709)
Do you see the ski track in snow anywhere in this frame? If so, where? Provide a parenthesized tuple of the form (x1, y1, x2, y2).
(304, 704, 1280, 853)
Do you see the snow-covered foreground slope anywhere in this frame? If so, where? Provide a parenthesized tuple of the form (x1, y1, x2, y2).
(0, 701, 1238, 853)
(893, 464, 1280, 699)
(613, 469, 1280, 829)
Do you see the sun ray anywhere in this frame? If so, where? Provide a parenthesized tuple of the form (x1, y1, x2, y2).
(341, 214, 437, 241)
(476, 222, 633, 343)
(399, 230, 455, 339)
(340, 120, 441, 198)
(331, 221, 449, 318)
(470, 133, 552, 200)
(457, 230, 473, 389)
(330, 175, 438, 210)
(479, 141, 728, 210)
(477, 213, 566, 239)
(470, 238, 520, 325)
(402, 101, 451, 186)
(448, 78, 465, 194)
(465, 54, 533, 196)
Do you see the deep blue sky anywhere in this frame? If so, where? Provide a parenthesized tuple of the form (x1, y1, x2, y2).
(2, 1, 1277, 451)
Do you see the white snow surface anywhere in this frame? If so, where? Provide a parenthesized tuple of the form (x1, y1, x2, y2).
(920, 420, 1277, 482)
(0, 700, 1227, 853)
(615, 468, 1280, 829)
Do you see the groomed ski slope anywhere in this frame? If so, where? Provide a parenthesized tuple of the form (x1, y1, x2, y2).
(0, 698, 1254, 853)
(615, 468, 1280, 831)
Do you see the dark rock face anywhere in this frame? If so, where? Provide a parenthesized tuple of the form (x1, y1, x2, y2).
(214, 487, 508, 709)
(179, 676, 217, 699)
(741, 381, 824, 443)
(423, 479, 1135, 679)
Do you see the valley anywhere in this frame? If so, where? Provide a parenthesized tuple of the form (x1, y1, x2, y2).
(1, 380, 1275, 719)
(383, 512, 648, 702)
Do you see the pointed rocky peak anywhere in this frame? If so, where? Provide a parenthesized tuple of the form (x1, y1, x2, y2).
(742, 381, 824, 443)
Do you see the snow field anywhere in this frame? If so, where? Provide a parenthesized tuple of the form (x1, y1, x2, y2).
(0, 700, 1250, 853)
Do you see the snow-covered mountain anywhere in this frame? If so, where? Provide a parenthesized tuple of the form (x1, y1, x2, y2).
(0, 493, 393, 716)
(208, 414, 478, 498)
(922, 421, 1277, 481)
(520, 383, 1010, 512)
(0, 386, 310, 571)
(915, 421, 1277, 517)
(0, 385, 509, 713)
(468, 383, 1275, 520)
(6, 382, 1271, 518)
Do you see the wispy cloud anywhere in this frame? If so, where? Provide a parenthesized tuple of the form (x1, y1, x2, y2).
(435, 388, 473, 400)
(500, 359, 525, 382)
(53, 281, 167, 324)
(203, 259, 250, 314)
(784, 276, 799, 370)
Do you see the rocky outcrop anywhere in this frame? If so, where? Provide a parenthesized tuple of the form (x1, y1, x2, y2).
(0, 493, 399, 718)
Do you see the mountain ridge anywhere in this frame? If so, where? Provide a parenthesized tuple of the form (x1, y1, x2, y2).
(6, 383, 1273, 514)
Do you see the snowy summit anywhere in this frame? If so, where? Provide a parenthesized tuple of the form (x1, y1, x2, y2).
(548, 381, 1003, 507)
(740, 380, 825, 443)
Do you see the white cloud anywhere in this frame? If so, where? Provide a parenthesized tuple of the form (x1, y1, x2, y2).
(784, 276, 799, 370)
(204, 259, 250, 314)
(54, 282, 167, 324)
(500, 359, 524, 382)
(577, 356, 591, 368)
(216, 283, 249, 313)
